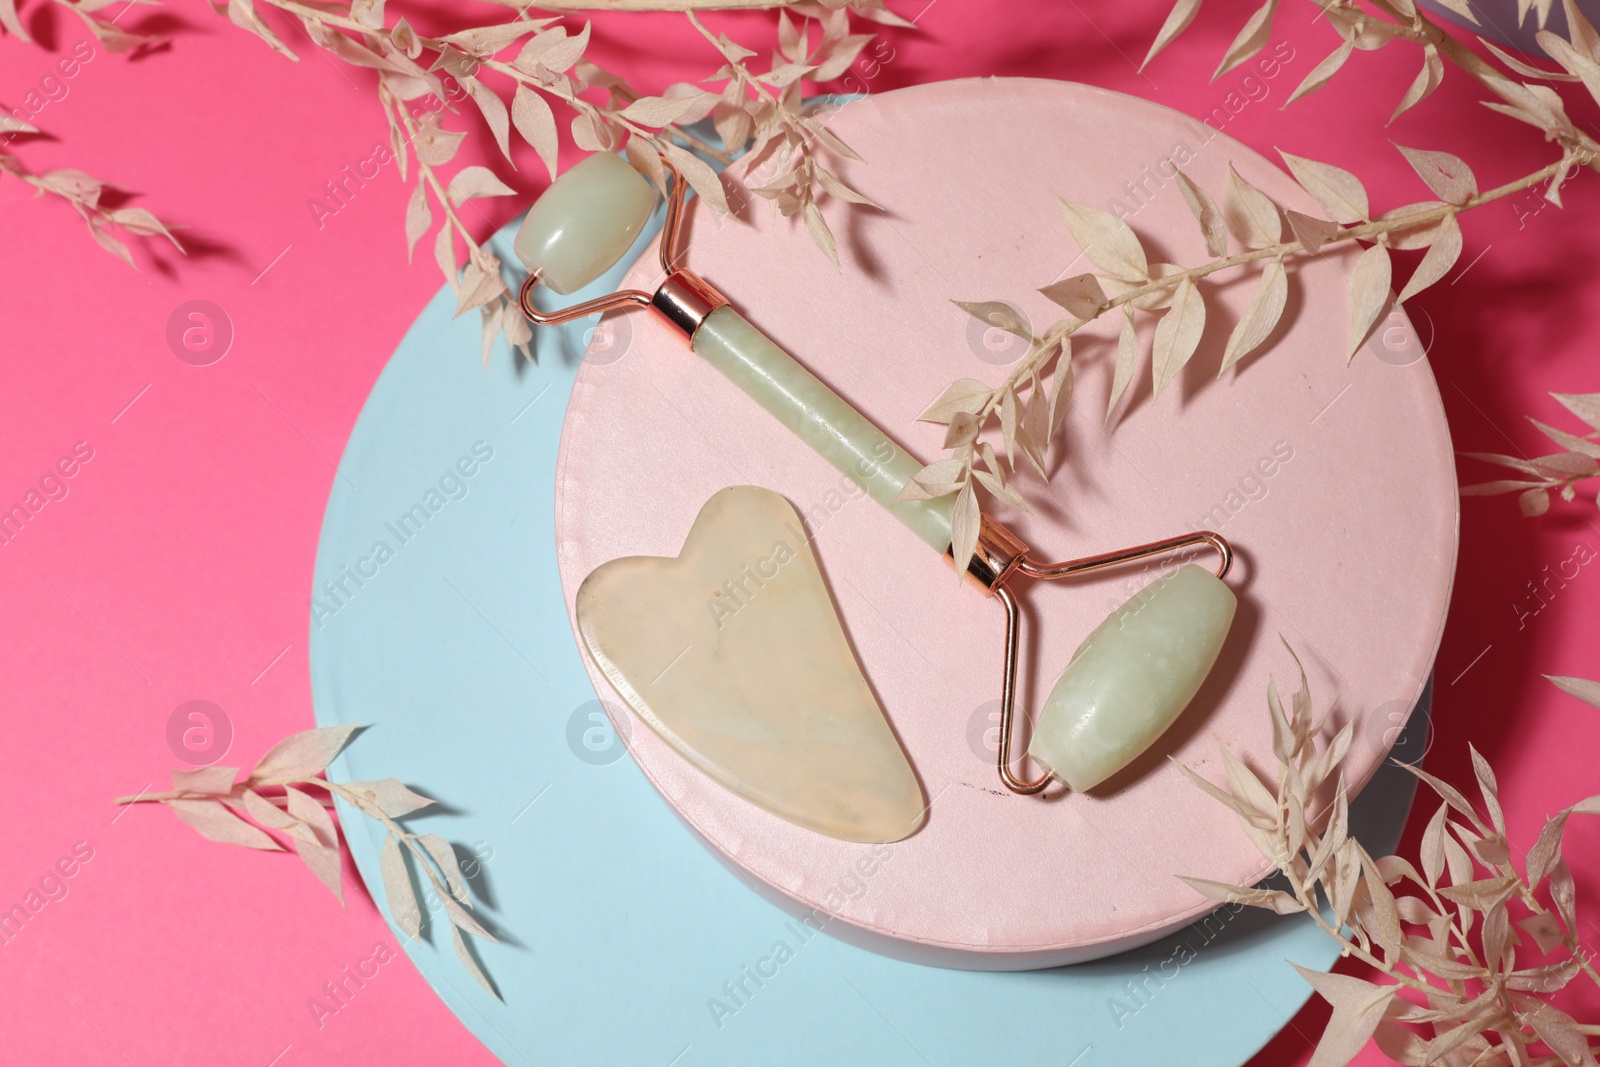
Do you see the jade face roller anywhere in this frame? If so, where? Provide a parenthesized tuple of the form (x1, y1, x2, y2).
(517, 152, 1236, 816)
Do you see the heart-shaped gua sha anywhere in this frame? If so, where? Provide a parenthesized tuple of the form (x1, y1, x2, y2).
(575, 485, 926, 843)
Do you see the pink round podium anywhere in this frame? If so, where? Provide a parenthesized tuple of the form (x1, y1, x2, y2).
(553, 78, 1457, 969)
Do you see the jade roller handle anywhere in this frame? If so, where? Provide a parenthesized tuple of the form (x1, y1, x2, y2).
(515, 152, 1235, 794)
(691, 306, 954, 551)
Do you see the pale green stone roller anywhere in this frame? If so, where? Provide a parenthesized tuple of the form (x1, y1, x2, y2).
(1028, 564, 1236, 792)
(514, 151, 1238, 815)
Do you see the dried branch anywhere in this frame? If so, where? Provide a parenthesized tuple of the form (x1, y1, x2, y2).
(116, 724, 500, 997)
(1180, 662, 1600, 1067)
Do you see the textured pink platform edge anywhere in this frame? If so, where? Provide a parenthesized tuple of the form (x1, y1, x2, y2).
(553, 78, 1458, 969)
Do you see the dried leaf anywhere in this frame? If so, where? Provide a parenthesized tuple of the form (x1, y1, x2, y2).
(404, 181, 431, 263)
(1402, 769, 1491, 845)
(1292, 964, 1397, 1067)
(1508, 959, 1580, 992)
(1171, 756, 1257, 821)
(515, 20, 589, 74)
(950, 481, 980, 575)
(943, 412, 981, 450)
(1397, 212, 1461, 303)
(1529, 418, 1600, 459)
(0, 0, 31, 41)
(347, 778, 436, 819)
(451, 924, 495, 995)
(954, 300, 1032, 341)
(172, 766, 238, 795)
(1109, 307, 1139, 421)
(1174, 170, 1228, 257)
(1439, 873, 1518, 911)
(973, 470, 1036, 515)
(1152, 277, 1205, 395)
(1394, 145, 1478, 206)
(288, 822, 344, 904)
(413, 121, 465, 168)
(1422, 1020, 1482, 1065)
(1214, 0, 1279, 79)
(105, 207, 183, 251)
(417, 834, 468, 902)
(1469, 745, 1506, 834)
(1220, 257, 1287, 372)
(1285, 40, 1354, 106)
(464, 78, 512, 163)
(1178, 876, 1305, 913)
(1522, 486, 1553, 516)
(1279, 151, 1369, 224)
(227, 0, 296, 60)
(1375, 201, 1450, 250)
(1224, 165, 1283, 248)
(446, 166, 516, 206)
(511, 86, 559, 179)
(1308, 780, 1350, 882)
(87, 223, 135, 268)
(1421, 802, 1448, 887)
(803, 201, 839, 269)
(1039, 274, 1108, 319)
(999, 389, 1018, 466)
(1546, 674, 1600, 709)
(434, 225, 457, 293)
(918, 379, 991, 424)
(661, 141, 731, 215)
(1517, 912, 1566, 954)
(239, 789, 298, 831)
(570, 112, 616, 153)
(1345, 244, 1391, 360)
(1550, 857, 1577, 937)
(1357, 847, 1402, 962)
(1049, 341, 1075, 434)
(1057, 199, 1149, 283)
(379, 833, 422, 938)
(1522, 1000, 1596, 1067)
(617, 94, 702, 128)
(1143, 0, 1203, 69)
(1287, 209, 1339, 254)
(168, 798, 282, 851)
(1391, 43, 1444, 124)
(436, 20, 549, 55)
(1551, 392, 1600, 433)
(251, 724, 360, 782)
(814, 166, 879, 208)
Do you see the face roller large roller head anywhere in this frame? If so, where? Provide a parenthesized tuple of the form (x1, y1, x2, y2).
(516, 151, 1237, 813)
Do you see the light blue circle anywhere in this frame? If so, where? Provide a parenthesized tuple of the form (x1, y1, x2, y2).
(310, 209, 1424, 1066)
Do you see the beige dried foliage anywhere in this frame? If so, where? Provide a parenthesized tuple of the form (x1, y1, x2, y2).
(1464, 391, 1600, 516)
(115, 724, 501, 997)
(923, 1, 1600, 570)
(1182, 660, 1600, 1067)
(3, 0, 891, 359)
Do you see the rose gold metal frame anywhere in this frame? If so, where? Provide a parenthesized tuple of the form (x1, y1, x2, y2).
(952, 517, 1232, 794)
(516, 157, 727, 342)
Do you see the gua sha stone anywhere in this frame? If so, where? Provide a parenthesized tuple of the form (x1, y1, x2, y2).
(575, 485, 927, 844)
(1028, 564, 1237, 792)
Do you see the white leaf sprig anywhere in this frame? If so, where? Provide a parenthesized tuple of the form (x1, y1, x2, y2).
(1179, 662, 1600, 1067)
(1465, 391, 1600, 516)
(116, 724, 501, 997)
(922, 125, 1587, 568)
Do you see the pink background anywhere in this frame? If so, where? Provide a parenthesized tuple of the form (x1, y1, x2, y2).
(1, 1, 1596, 1064)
